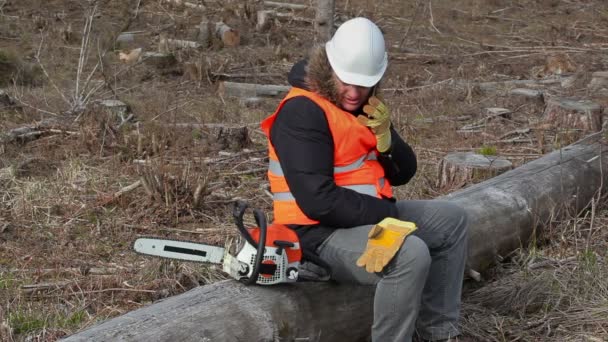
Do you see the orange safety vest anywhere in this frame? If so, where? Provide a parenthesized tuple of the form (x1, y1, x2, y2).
(260, 87, 393, 225)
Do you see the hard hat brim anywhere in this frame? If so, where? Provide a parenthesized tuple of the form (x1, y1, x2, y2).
(325, 42, 388, 88)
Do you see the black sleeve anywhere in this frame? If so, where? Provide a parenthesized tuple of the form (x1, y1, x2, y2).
(377, 127, 417, 186)
(270, 97, 399, 228)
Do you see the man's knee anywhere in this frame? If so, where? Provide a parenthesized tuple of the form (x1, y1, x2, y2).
(389, 235, 431, 277)
(439, 201, 468, 233)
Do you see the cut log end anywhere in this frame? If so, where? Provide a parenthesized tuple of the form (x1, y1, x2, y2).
(437, 152, 513, 190)
(215, 22, 240, 47)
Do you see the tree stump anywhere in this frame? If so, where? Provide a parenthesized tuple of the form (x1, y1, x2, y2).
(198, 18, 211, 47)
(588, 71, 608, 93)
(141, 52, 177, 70)
(172, 124, 252, 152)
(98, 99, 129, 118)
(0, 89, 17, 110)
(542, 97, 603, 133)
(215, 22, 240, 47)
(215, 125, 251, 151)
(256, 10, 274, 32)
(437, 152, 513, 189)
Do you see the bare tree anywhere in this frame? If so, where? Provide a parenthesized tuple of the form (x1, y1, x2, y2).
(314, 0, 335, 42)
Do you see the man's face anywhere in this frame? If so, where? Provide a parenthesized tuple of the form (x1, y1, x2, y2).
(334, 75, 372, 112)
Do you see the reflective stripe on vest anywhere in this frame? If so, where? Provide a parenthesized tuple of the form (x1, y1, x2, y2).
(269, 151, 384, 200)
(273, 183, 378, 201)
(268, 152, 377, 177)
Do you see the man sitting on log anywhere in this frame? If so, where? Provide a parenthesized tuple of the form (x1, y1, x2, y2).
(260, 17, 469, 342)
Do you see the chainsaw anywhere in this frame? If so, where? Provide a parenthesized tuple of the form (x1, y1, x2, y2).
(133, 201, 302, 285)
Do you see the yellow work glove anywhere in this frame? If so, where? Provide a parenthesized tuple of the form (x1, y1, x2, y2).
(358, 96, 392, 153)
(356, 218, 417, 273)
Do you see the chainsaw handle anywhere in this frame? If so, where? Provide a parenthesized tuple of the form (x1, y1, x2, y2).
(232, 200, 258, 248)
(232, 201, 267, 285)
(245, 208, 267, 285)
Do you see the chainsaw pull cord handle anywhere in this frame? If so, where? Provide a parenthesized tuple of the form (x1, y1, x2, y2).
(232, 201, 267, 285)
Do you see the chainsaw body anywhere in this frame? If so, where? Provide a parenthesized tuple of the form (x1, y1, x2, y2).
(133, 201, 302, 285)
(229, 224, 301, 285)
(230, 201, 302, 285)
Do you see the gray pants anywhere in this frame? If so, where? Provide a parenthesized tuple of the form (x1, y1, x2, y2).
(316, 200, 468, 342)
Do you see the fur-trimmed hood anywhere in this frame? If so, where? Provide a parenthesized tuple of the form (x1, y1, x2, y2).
(305, 46, 341, 106)
(286, 46, 341, 108)
(286, 46, 379, 112)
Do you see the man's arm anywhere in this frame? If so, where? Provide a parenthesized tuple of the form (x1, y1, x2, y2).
(377, 127, 417, 186)
(270, 97, 399, 228)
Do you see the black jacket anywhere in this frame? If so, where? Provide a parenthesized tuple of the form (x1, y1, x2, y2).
(269, 60, 418, 249)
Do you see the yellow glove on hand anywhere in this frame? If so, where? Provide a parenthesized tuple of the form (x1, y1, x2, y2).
(358, 96, 392, 153)
(356, 217, 417, 273)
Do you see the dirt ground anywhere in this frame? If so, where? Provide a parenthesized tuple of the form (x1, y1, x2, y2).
(0, 0, 607, 341)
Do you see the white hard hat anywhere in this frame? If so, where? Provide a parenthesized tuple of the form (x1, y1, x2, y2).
(325, 17, 388, 87)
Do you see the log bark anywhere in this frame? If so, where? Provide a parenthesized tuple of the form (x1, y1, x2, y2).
(63, 282, 374, 342)
(62, 132, 608, 341)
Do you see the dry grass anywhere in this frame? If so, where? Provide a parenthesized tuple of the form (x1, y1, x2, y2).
(1, 0, 608, 340)
(460, 196, 608, 341)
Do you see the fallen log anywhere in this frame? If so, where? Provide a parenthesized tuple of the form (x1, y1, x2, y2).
(218, 81, 290, 98)
(444, 131, 607, 272)
(62, 132, 608, 341)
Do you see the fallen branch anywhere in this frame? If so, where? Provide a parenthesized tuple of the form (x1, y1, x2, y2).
(114, 180, 142, 198)
(264, 1, 308, 10)
(210, 71, 283, 79)
(167, 38, 200, 49)
(0, 121, 76, 144)
(256, 9, 313, 31)
(21, 280, 73, 294)
(220, 167, 266, 176)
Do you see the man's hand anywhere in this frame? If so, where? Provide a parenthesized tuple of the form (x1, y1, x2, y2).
(358, 96, 391, 153)
(356, 218, 417, 273)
